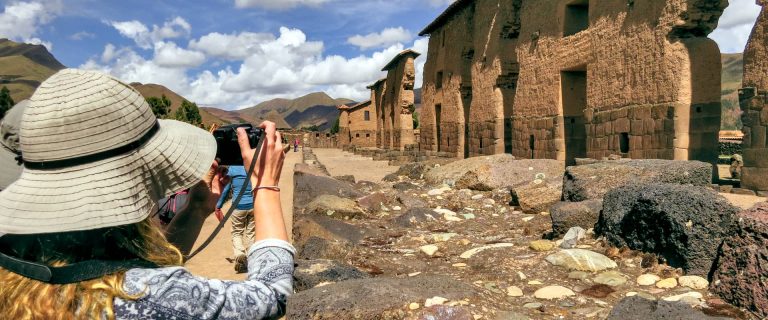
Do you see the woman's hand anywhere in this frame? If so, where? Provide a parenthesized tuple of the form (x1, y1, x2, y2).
(237, 121, 286, 188)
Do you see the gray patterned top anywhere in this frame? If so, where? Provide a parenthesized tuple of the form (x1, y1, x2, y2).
(113, 239, 295, 320)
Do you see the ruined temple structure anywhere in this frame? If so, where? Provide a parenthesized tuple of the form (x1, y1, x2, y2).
(740, 1, 768, 192)
(337, 100, 377, 148)
(379, 50, 420, 151)
(418, 0, 726, 170)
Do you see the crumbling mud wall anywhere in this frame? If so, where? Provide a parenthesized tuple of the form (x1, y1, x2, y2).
(740, 1, 768, 191)
(346, 101, 377, 148)
(381, 50, 420, 151)
(419, 0, 726, 171)
(337, 107, 351, 148)
(367, 79, 386, 148)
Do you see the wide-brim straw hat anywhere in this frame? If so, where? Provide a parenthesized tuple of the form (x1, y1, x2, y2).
(0, 69, 216, 235)
(0, 100, 28, 190)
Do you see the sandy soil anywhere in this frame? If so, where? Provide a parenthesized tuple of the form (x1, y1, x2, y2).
(184, 150, 300, 280)
(312, 148, 399, 182)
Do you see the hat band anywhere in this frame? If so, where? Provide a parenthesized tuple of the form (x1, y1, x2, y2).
(22, 121, 160, 170)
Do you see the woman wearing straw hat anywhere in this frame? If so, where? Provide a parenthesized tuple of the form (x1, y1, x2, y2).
(0, 69, 293, 319)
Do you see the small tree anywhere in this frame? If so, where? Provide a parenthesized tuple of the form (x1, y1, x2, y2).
(330, 116, 340, 134)
(412, 112, 420, 129)
(175, 100, 203, 126)
(146, 94, 172, 119)
(0, 86, 15, 120)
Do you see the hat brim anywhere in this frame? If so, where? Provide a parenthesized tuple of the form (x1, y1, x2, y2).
(0, 119, 217, 235)
(0, 146, 22, 191)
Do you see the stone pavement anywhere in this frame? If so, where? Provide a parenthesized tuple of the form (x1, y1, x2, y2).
(312, 148, 399, 182)
(184, 150, 301, 280)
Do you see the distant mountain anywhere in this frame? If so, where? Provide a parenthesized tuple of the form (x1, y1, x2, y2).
(202, 107, 291, 129)
(236, 92, 355, 131)
(131, 83, 228, 127)
(721, 53, 743, 130)
(0, 38, 65, 102)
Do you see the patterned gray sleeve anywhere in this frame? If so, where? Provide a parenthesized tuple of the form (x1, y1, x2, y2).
(114, 239, 295, 320)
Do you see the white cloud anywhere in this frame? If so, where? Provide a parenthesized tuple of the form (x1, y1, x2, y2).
(427, 0, 455, 6)
(189, 31, 275, 60)
(108, 17, 192, 50)
(710, 0, 761, 53)
(234, 0, 331, 10)
(0, 0, 61, 48)
(69, 31, 95, 40)
(347, 27, 413, 50)
(153, 41, 206, 68)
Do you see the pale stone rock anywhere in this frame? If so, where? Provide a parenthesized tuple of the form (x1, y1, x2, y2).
(534, 286, 576, 300)
(529, 240, 556, 252)
(678, 275, 708, 290)
(655, 278, 678, 289)
(637, 274, 661, 286)
(420, 245, 439, 256)
(545, 249, 618, 272)
(507, 286, 524, 297)
(459, 243, 515, 259)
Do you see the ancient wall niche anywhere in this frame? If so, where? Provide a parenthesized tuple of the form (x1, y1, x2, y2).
(563, 0, 589, 37)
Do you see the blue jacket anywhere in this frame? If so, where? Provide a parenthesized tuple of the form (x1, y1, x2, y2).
(215, 166, 254, 210)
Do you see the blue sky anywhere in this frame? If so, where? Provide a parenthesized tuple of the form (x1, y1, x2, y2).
(0, 0, 761, 110)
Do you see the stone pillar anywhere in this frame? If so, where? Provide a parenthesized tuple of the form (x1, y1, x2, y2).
(741, 2, 768, 191)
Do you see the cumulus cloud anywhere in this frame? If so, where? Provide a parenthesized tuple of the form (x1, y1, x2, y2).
(189, 31, 275, 60)
(153, 41, 206, 68)
(0, 0, 61, 49)
(234, 0, 331, 10)
(710, 0, 761, 53)
(347, 27, 413, 50)
(108, 17, 192, 50)
(427, 0, 455, 6)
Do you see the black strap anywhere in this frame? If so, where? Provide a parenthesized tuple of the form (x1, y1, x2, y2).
(185, 132, 264, 261)
(0, 251, 157, 284)
(22, 122, 161, 170)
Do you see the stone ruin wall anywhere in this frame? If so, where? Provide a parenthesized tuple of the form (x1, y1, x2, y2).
(513, 0, 725, 166)
(284, 131, 337, 149)
(420, 0, 725, 171)
(369, 80, 387, 149)
(381, 54, 417, 151)
(348, 102, 378, 148)
(741, 1, 768, 191)
(337, 109, 351, 148)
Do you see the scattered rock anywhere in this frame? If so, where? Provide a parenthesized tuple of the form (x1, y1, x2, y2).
(597, 183, 739, 276)
(656, 278, 678, 289)
(662, 291, 703, 303)
(568, 271, 590, 280)
(529, 240, 556, 252)
(562, 160, 713, 202)
(305, 195, 364, 219)
(459, 243, 515, 259)
(286, 276, 476, 319)
(424, 296, 449, 307)
(545, 249, 618, 272)
(678, 275, 708, 290)
(292, 215, 372, 248)
(534, 286, 576, 300)
(711, 202, 768, 319)
(357, 192, 391, 212)
(522, 302, 543, 309)
(511, 180, 563, 214)
(396, 194, 428, 209)
(471, 194, 484, 200)
(410, 305, 473, 320)
(392, 181, 419, 191)
(560, 226, 587, 249)
(493, 311, 530, 320)
(294, 259, 370, 291)
(420, 245, 439, 257)
(409, 303, 420, 310)
(293, 174, 363, 209)
(391, 208, 437, 228)
(334, 175, 356, 184)
(428, 188, 447, 196)
(606, 296, 730, 320)
(593, 271, 628, 287)
(581, 284, 616, 298)
(424, 154, 563, 191)
(636, 274, 661, 286)
(297, 236, 353, 261)
(550, 200, 603, 236)
(507, 286, 523, 297)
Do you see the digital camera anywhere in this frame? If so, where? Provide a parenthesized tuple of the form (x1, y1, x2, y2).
(213, 124, 264, 166)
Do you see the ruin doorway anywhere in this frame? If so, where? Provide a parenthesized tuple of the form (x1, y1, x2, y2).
(561, 69, 588, 166)
(461, 50, 474, 159)
(435, 104, 442, 152)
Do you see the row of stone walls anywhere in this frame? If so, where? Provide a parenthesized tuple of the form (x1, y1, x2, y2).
(349, 129, 377, 147)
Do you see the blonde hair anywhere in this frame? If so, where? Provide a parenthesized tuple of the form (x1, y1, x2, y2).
(0, 218, 183, 319)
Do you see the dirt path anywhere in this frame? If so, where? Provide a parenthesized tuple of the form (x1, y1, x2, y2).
(312, 148, 399, 182)
(184, 150, 300, 280)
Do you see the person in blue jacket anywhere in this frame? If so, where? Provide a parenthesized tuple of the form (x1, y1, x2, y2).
(215, 165, 255, 273)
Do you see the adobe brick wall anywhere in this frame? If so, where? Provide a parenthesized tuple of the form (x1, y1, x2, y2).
(347, 101, 377, 148)
(381, 51, 419, 151)
(420, 0, 725, 173)
(741, 2, 768, 191)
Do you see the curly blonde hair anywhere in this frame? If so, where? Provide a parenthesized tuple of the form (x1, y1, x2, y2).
(0, 218, 183, 319)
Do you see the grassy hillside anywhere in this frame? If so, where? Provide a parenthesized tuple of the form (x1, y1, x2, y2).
(721, 53, 743, 130)
(131, 83, 227, 127)
(237, 91, 355, 132)
(0, 39, 64, 102)
(202, 107, 291, 128)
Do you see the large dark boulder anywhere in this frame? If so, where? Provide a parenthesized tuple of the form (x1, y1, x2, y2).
(293, 215, 373, 249)
(392, 208, 438, 228)
(304, 195, 365, 219)
(550, 199, 603, 235)
(606, 296, 730, 320)
(286, 276, 476, 320)
(511, 180, 563, 214)
(711, 202, 768, 319)
(597, 183, 739, 276)
(393, 159, 455, 180)
(294, 259, 370, 291)
(424, 154, 563, 191)
(563, 160, 713, 202)
(297, 236, 353, 261)
(293, 173, 363, 210)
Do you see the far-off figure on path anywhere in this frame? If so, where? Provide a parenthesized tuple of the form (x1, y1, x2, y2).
(293, 138, 300, 152)
(730, 154, 744, 179)
(215, 165, 256, 273)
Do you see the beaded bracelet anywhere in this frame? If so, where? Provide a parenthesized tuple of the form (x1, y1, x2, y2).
(254, 186, 281, 192)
